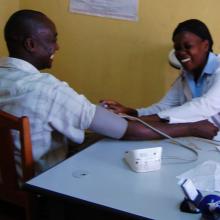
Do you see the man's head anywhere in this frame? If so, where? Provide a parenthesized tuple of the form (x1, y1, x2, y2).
(4, 10, 59, 70)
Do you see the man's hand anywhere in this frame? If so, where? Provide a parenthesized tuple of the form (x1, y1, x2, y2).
(190, 120, 219, 140)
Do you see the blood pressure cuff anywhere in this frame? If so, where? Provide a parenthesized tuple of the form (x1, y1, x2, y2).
(89, 106, 128, 139)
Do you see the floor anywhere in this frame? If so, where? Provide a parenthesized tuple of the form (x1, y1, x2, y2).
(0, 198, 145, 220)
(0, 200, 25, 220)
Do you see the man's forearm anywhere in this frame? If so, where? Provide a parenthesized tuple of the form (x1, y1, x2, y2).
(122, 120, 218, 140)
(122, 121, 188, 140)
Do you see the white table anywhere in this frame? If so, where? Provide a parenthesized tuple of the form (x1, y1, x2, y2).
(25, 137, 220, 220)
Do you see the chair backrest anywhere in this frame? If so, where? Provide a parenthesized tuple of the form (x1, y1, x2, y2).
(0, 110, 34, 207)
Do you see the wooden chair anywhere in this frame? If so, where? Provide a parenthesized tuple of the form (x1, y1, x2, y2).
(0, 110, 35, 220)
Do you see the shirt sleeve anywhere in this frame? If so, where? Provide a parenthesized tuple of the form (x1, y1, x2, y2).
(47, 82, 96, 144)
(158, 68, 220, 123)
(137, 75, 184, 116)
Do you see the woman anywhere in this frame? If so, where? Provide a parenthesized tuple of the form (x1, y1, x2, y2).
(101, 19, 220, 130)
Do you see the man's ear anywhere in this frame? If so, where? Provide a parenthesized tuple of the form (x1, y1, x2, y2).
(23, 37, 36, 52)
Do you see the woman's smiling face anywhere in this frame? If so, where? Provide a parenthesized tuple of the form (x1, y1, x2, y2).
(173, 31, 209, 75)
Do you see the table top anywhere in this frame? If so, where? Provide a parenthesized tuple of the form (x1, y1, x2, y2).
(26, 137, 220, 220)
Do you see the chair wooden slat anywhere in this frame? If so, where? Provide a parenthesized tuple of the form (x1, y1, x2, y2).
(0, 110, 34, 220)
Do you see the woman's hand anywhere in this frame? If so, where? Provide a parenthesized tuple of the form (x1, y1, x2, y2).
(100, 100, 138, 116)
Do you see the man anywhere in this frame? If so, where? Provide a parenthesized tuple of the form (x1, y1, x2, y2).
(0, 10, 217, 175)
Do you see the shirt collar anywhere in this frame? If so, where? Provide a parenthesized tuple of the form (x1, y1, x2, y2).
(0, 57, 40, 74)
(203, 52, 219, 75)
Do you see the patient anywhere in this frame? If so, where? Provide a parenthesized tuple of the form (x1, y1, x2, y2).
(101, 19, 220, 133)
